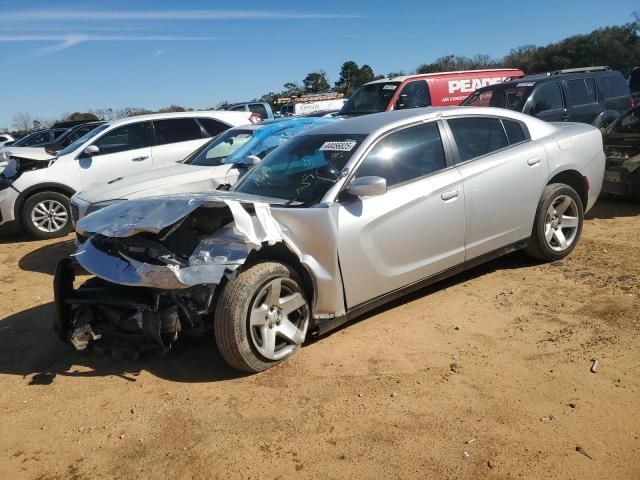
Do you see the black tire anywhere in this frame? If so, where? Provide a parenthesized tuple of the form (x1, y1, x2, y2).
(214, 262, 310, 373)
(21, 191, 73, 240)
(525, 183, 584, 261)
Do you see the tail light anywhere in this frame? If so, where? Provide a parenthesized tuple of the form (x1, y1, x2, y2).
(249, 113, 261, 123)
(631, 96, 635, 109)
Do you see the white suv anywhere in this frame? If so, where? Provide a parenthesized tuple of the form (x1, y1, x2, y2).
(0, 111, 254, 239)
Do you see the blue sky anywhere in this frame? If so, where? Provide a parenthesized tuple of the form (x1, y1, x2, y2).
(0, 0, 637, 129)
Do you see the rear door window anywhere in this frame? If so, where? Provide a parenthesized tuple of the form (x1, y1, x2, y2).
(197, 118, 230, 137)
(566, 79, 592, 105)
(395, 81, 430, 110)
(229, 105, 247, 112)
(531, 82, 564, 113)
(153, 118, 204, 145)
(356, 122, 446, 187)
(448, 117, 509, 162)
(93, 122, 154, 155)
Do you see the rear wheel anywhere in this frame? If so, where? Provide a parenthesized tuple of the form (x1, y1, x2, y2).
(525, 183, 583, 261)
(21, 191, 72, 239)
(214, 262, 310, 373)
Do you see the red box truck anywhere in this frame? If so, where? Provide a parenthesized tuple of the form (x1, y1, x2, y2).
(339, 68, 524, 116)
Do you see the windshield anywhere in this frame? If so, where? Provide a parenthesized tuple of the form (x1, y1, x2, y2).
(11, 131, 39, 147)
(186, 129, 254, 166)
(462, 83, 534, 111)
(609, 107, 640, 134)
(339, 82, 400, 115)
(233, 133, 367, 204)
(56, 124, 109, 157)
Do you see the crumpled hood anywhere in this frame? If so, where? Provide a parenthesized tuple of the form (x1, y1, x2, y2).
(76, 191, 289, 238)
(76, 163, 236, 204)
(4, 146, 55, 161)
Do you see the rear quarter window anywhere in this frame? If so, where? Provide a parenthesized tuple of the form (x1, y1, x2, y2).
(600, 75, 630, 98)
(197, 118, 230, 137)
(502, 119, 528, 144)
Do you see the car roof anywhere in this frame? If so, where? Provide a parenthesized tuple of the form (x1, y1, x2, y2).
(366, 69, 523, 85)
(480, 69, 625, 90)
(106, 110, 250, 128)
(302, 106, 554, 138)
(229, 116, 336, 134)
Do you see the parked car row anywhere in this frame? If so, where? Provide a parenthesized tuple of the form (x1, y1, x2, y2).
(0, 110, 256, 238)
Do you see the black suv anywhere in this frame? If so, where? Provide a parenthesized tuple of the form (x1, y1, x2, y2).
(461, 66, 632, 127)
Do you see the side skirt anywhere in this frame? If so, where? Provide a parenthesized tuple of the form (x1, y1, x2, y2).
(313, 239, 529, 336)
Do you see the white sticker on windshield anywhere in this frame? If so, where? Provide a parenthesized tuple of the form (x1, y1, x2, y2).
(383, 84, 397, 90)
(516, 82, 535, 87)
(320, 141, 357, 152)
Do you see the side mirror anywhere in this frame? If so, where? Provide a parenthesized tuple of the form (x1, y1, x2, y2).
(83, 145, 100, 157)
(533, 100, 551, 114)
(395, 93, 408, 110)
(346, 176, 387, 198)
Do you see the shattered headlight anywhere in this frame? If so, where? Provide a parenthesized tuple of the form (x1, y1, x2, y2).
(85, 199, 126, 217)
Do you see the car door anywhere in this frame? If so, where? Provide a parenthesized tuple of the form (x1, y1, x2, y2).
(528, 82, 567, 121)
(564, 78, 600, 123)
(151, 118, 210, 166)
(337, 121, 465, 308)
(446, 116, 548, 260)
(78, 121, 154, 189)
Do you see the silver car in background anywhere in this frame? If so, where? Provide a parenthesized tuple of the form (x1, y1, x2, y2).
(55, 107, 605, 372)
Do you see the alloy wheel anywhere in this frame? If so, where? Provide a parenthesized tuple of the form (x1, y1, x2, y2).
(543, 194, 580, 252)
(31, 199, 69, 233)
(249, 277, 309, 361)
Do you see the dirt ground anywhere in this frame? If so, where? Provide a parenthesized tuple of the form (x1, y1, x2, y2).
(0, 199, 639, 480)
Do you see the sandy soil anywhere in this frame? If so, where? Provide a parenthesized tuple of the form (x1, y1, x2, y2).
(0, 199, 639, 480)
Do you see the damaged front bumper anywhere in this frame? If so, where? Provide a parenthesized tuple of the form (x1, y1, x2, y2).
(54, 194, 294, 356)
(54, 257, 216, 357)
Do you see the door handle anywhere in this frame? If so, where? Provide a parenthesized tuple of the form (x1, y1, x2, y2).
(441, 189, 459, 201)
(131, 156, 149, 162)
(527, 157, 541, 166)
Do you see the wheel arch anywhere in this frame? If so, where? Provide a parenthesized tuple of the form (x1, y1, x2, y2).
(15, 183, 76, 219)
(243, 243, 316, 308)
(547, 169, 587, 209)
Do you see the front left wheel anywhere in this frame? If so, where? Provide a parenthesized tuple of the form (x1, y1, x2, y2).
(214, 262, 310, 373)
(21, 191, 73, 240)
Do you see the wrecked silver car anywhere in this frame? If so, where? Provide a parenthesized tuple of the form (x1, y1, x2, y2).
(54, 107, 604, 372)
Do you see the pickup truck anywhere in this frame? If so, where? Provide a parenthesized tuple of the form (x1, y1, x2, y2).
(224, 101, 274, 121)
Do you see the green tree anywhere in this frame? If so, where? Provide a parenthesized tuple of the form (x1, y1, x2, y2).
(63, 112, 100, 122)
(358, 64, 376, 85)
(335, 61, 361, 95)
(303, 71, 330, 93)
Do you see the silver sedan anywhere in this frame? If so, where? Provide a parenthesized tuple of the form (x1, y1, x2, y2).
(56, 107, 605, 372)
